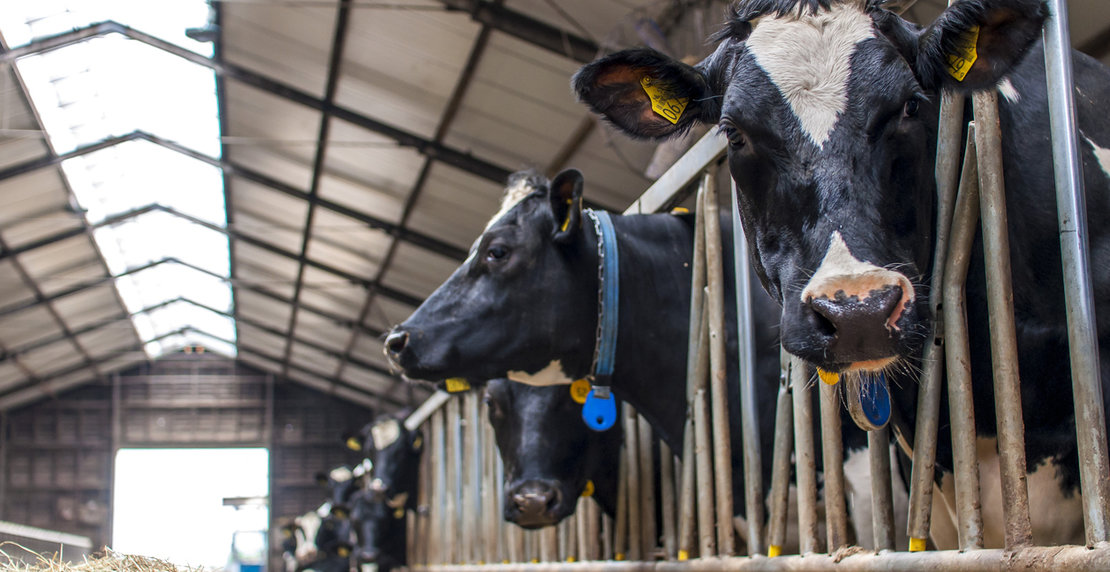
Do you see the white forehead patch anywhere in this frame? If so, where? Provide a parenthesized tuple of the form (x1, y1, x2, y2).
(747, 2, 874, 148)
(507, 360, 575, 387)
(485, 175, 542, 231)
(1083, 133, 1110, 181)
(329, 466, 353, 483)
(371, 419, 401, 450)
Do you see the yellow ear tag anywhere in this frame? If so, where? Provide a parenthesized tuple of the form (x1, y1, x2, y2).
(768, 544, 782, 558)
(338, 546, 351, 557)
(346, 437, 362, 451)
(560, 198, 574, 232)
(394, 507, 405, 519)
(445, 377, 470, 393)
(945, 25, 979, 82)
(581, 479, 595, 497)
(817, 369, 840, 385)
(909, 537, 928, 552)
(640, 76, 688, 125)
(412, 434, 423, 451)
(670, 207, 689, 215)
(677, 550, 689, 561)
(569, 378, 591, 404)
(281, 529, 292, 538)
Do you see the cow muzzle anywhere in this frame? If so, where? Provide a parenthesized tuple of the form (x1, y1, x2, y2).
(506, 481, 563, 529)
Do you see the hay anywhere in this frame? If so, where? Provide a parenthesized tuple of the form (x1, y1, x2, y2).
(0, 543, 212, 572)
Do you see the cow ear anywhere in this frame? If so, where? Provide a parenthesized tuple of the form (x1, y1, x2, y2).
(915, 0, 1047, 90)
(550, 168, 584, 244)
(573, 48, 717, 141)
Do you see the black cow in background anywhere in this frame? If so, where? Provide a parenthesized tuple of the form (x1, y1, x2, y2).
(385, 169, 904, 551)
(346, 414, 424, 570)
(574, 0, 1110, 548)
(484, 378, 622, 528)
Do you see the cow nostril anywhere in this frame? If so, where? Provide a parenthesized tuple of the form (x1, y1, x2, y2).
(385, 330, 409, 357)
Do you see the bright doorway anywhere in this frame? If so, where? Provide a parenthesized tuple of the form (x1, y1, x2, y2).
(112, 448, 269, 568)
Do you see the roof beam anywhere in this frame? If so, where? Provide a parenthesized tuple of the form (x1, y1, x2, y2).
(437, 0, 598, 63)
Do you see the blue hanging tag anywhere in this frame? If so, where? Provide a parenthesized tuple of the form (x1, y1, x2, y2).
(582, 389, 617, 431)
(848, 372, 891, 431)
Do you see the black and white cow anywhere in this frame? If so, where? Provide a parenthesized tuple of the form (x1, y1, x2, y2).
(484, 378, 622, 528)
(384, 169, 901, 550)
(574, 0, 1110, 548)
(349, 415, 424, 568)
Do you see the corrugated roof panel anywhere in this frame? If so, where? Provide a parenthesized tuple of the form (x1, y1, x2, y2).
(505, 0, 657, 47)
(442, 32, 581, 169)
(335, 7, 479, 140)
(284, 368, 381, 410)
(349, 334, 392, 373)
(0, 305, 61, 349)
(237, 291, 294, 333)
(49, 282, 123, 330)
(220, 1, 337, 99)
(405, 162, 504, 251)
(234, 243, 301, 296)
(0, 361, 26, 394)
(341, 364, 397, 396)
(316, 172, 405, 227)
(14, 233, 101, 289)
(0, 172, 86, 251)
(19, 339, 87, 377)
(0, 259, 37, 310)
(564, 123, 658, 206)
(224, 79, 322, 191)
(238, 323, 285, 354)
(76, 320, 140, 359)
(362, 296, 416, 335)
(292, 311, 348, 353)
(298, 265, 364, 306)
(379, 242, 458, 300)
(0, 64, 49, 171)
(319, 119, 425, 211)
(307, 209, 392, 278)
(296, 280, 366, 324)
(289, 342, 340, 375)
(230, 177, 310, 253)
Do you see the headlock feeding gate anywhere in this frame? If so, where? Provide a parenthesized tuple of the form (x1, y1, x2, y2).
(392, 1, 1110, 569)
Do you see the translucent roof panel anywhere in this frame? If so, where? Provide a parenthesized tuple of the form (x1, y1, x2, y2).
(0, 0, 214, 56)
(16, 35, 220, 156)
(2, 0, 233, 359)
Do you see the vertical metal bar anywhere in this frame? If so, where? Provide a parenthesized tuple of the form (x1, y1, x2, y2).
(434, 407, 448, 564)
(867, 427, 896, 551)
(541, 524, 558, 562)
(943, 124, 986, 551)
(0, 410, 6, 519)
(819, 381, 848, 550)
(973, 90, 1033, 549)
(638, 414, 658, 559)
(660, 441, 678, 559)
(908, 84, 967, 551)
(447, 397, 462, 562)
(731, 175, 765, 557)
(419, 419, 434, 566)
(576, 496, 590, 561)
(767, 353, 795, 557)
(791, 357, 820, 554)
(694, 387, 717, 557)
(614, 439, 629, 561)
(623, 403, 642, 561)
(677, 418, 697, 560)
(703, 171, 738, 556)
(1043, 0, 1110, 545)
(481, 401, 498, 563)
(602, 511, 614, 560)
(462, 393, 478, 562)
(566, 511, 579, 561)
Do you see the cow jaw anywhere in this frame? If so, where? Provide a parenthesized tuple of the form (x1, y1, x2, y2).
(507, 360, 575, 387)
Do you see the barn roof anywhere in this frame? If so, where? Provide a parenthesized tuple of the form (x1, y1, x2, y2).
(0, 0, 1106, 415)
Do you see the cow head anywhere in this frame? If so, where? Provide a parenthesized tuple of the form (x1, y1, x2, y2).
(315, 465, 361, 516)
(485, 378, 620, 528)
(350, 489, 407, 571)
(574, 0, 1046, 376)
(363, 416, 423, 512)
(384, 169, 595, 386)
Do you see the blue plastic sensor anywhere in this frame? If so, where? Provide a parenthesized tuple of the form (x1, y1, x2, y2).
(858, 373, 892, 430)
(582, 389, 617, 431)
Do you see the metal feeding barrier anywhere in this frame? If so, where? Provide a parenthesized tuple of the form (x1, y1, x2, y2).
(403, 1, 1110, 568)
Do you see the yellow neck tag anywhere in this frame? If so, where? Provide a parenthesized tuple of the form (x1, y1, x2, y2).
(445, 377, 471, 393)
(569, 378, 591, 404)
(640, 77, 688, 125)
(817, 368, 840, 385)
(346, 436, 362, 451)
(945, 25, 979, 82)
(581, 479, 595, 497)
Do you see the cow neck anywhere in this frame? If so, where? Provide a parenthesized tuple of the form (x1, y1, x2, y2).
(584, 209, 619, 395)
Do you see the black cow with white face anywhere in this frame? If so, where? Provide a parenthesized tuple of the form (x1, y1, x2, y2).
(484, 378, 621, 528)
(575, 0, 1110, 547)
(348, 415, 424, 569)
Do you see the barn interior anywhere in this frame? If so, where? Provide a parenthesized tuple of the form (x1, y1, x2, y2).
(1, 0, 1109, 569)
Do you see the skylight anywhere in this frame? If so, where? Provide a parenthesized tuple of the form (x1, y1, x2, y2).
(1, 0, 236, 358)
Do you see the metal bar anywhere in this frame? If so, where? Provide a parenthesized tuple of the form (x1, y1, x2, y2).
(1043, 0, 1110, 544)
(419, 544, 1110, 571)
(731, 177, 764, 556)
(767, 354, 795, 557)
(638, 414, 658, 559)
(973, 90, 1033, 549)
(693, 387, 717, 558)
(463, 392, 480, 562)
(446, 397, 461, 563)
(907, 85, 967, 551)
(790, 357, 819, 555)
(623, 131, 726, 216)
(702, 170, 737, 556)
(433, 408, 447, 565)
(406, 391, 453, 431)
(660, 440, 677, 560)
(436, 0, 598, 63)
(818, 381, 848, 550)
(602, 511, 614, 561)
(942, 125, 985, 551)
(867, 427, 896, 552)
(614, 441, 629, 561)
(541, 525, 558, 562)
(623, 403, 643, 561)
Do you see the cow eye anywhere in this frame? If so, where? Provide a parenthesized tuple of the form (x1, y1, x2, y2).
(486, 245, 508, 261)
(903, 98, 919, 119)
(717, 122, 747, 148)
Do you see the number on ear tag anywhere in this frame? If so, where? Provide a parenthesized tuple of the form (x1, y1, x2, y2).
(848, 372, 892, 431)
(582, 389, 617, 431)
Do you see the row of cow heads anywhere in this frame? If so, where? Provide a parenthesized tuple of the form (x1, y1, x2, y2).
(574, 0, 1047, 377)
